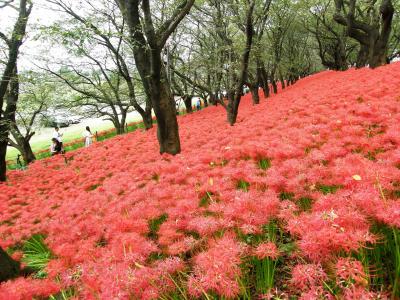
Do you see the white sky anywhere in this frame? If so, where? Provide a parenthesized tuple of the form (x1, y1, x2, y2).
(0, 0, 66, 71)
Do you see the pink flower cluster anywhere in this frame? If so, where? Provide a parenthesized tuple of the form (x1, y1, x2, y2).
(1, 63, 400, 298)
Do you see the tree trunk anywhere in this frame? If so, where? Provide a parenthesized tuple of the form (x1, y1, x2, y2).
(250, 84, 260, 105)
(272, 80, 278, 94)
(203, 96, 208, 107)
(142, 109, 153, 130)
(153, 74, 181, 155)
(23, 143, 35, 164)
(356, 44, 369, 68)
(183, 95, 193, 113)
(279, 72, 285, 90)
(210, 92, 219, 106)
(120, 111, 127, 133)
(10, 125, 36, 164)
(18, 139, 35, 164)
(336, 39, 348, 71)
(0, 246, 20, 282)
(226, 90, 238, 126)
(0, 139, 7, 182)
(224, 0, 255, 126)
(260, 66, 270, 98)
(113, 118, 124, 135)
(334, 0, 394, 69)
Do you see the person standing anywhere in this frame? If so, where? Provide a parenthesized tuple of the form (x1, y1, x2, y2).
(196, 99, 201, 111)
(53, 127, 63, 149)
(83, 126, 93, 147)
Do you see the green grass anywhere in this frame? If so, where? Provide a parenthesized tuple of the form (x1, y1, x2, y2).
(22, 234, 53, 278)
(236, 179, 250, 192)
(49, 287, 77, 300)
(6, 119, 156, 168)
(316, 183, 342, 195)
(148, 214, 168, 240)
(257, 157, 272, 170)
(356, 223, 400, 298)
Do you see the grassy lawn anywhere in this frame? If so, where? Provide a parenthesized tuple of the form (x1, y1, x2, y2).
(5, 117, 162, 170)
(6, 108, 192, 167)
(6, 121, 115, 161)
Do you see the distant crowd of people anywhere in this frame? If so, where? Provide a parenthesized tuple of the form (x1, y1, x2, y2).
(50, 126, 94, 156)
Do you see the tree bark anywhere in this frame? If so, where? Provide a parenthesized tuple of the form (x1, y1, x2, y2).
(334, 0, 394, 69)
(0, 246, 20, 283)
(153, 73, 181, 154)
(224, 0, 255, 126)
(272, 79, 278, 94)
(250, 84, 260, 105)
(183, 95, 193, 113)
(0, 138, 7, 182)
(0, 0, 32, 182)
(116, 0, 194, 155)
(356, 44, 369, 68)
(226, 90, 237, 125)
(142, 108, 153, 130)
(9, 134, 36, 164)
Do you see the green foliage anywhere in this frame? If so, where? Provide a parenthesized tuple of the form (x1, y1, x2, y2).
(257, 158, 272, 170)
(279, 191, 295, 200)
(49, 287, 77, 300)
(236, 179, 251, 192)
(297, 197, 314, 211)
(199, 191, 215, 208)
(148, 214, 168, 240)
(252, 257, 278, 294)
(22, 234, 52, 277)
(316, 183, 342, 195)
(356, 223, 400, 298)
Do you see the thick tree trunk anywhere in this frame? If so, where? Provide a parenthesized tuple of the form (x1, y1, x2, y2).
(250, 85, 260, 105)
(226, 90, 239, 126)
(272, 80, 278, 94)
(153, 74, 180, 155)
(10, 126, 36, 164)
(356, 44, 369, 68)
(134, 103, 153, 130)
(121, 112, 127, 133)
(113, 119, 124, 135)
(142, 109, 153, 130)
(183, 95, 193, 113)
(0, 246, 20, 282)
(203, 96, 208, 107)
(210, 92, 219, 106)
(23, 144, 35, 164)
(19, 139, 35, 164)
(260, 67, 270, 98)
(223, 1, 255, 126)
(0, 139, 7, 182)
(336, 40, 348, 71)
(279, 72, 285, 90)
(334, 0, 394, 69)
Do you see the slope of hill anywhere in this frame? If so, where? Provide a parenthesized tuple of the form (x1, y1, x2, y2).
(1, 63, 400, 299)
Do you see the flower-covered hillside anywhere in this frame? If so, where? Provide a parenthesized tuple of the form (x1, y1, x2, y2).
(1, 63, 400, 299)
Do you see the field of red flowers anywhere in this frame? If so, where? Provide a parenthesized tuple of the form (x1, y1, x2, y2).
(1, 63, 400, 299)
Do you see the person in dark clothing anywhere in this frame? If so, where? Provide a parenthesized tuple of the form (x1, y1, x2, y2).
(50, 138, 62, 156)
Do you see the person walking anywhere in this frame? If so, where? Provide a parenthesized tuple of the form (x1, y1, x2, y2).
(83, 126, 93, 147)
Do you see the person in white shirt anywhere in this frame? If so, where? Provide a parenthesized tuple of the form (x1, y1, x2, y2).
(53, 127, 63, 149)
(83, 126, 93, 147)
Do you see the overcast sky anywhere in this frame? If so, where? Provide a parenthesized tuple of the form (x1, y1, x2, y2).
(0, 0, 66, 70)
